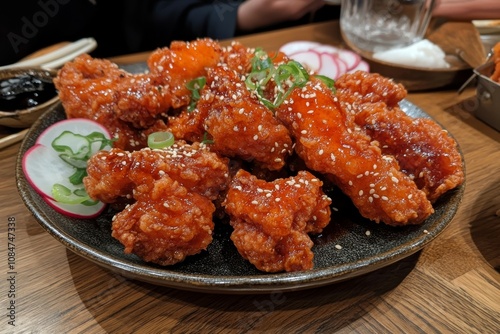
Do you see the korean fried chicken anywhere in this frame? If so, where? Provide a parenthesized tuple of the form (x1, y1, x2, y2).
(223, 170, 331, 272)
(50, 39, 466, 271)
(164, 44, 293, 171)
(200, 64, 294, 171)
(147, 38, 222, 109)
(54, 54, 154, 150)
(336, 71, 464, 202)
(55, 39, 223, 151)
(276, 76, 434, 226)
(84, 141, 230, 265)
(112, 175, 215, 266)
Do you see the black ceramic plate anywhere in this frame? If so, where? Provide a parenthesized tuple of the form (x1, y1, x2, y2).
(15, 100, 464, 293)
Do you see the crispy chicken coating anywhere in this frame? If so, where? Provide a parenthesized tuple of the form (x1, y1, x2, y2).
(336, 71, 464, 202)
(147, 38, 222, 109)
(200, 65, 294, 170)
(276, 76, 434, 226)
(55, 39, 223, 151)
(112, 175, 215, 266)
(84, 141, 230, 265)
(54, 54, 154, 150)
(165, 44, 293, 171)
(223, 169, 332, 272)
(85, 141, 230, 202)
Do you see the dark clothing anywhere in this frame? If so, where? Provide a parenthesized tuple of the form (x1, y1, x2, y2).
(152, 0, 340, 45)
(0, 0, 157, 66)
(0, 1, 340, 66)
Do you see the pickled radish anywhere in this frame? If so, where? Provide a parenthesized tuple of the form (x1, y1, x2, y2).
(22, 118, 113, 218)
(279, 41, 369, 79)
(289, 50, 321, 72)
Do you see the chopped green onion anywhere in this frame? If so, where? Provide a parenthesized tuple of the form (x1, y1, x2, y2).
(201, 131, 214, 145)
(245, 50, 313, 111)
(52, 184, 91, 205)
(186, 76, 206, 112)
(68, 168, 87, 185)
(148, 131, 175, 149)
(314, 75, 336, 93)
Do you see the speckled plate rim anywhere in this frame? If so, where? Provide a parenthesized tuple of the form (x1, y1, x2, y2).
(15, 100, 465, 294)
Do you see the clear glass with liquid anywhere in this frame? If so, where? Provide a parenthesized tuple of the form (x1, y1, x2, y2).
(340, 0, 436, 53)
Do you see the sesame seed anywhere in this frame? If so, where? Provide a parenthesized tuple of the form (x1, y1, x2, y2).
(251, 200, 259, 205)
(335, 244, 342, 250)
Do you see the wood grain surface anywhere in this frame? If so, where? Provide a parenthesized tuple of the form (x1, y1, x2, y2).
(0, 21, 499, 334)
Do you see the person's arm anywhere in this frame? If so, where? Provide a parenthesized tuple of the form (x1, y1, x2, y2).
(236, 0, 325, 32)
(433, 0, 500, 20)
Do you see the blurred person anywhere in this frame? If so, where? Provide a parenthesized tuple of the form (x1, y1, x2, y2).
(433, 0, 500, 20)
(0, 0, 157, 66)
(152, 0, 339, 44)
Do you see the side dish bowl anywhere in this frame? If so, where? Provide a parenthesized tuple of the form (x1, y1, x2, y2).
(0, 67, 59, 128)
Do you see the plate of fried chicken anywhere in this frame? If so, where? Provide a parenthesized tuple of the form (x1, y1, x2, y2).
(16, 39, 464, 293)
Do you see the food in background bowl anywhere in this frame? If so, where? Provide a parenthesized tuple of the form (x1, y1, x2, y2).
(0, 67, 59, 128)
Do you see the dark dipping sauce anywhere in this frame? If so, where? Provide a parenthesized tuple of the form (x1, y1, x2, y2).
(0, 74, 56, 111)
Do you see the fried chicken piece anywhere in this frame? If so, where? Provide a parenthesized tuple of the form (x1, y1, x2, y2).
(85, 141, 230, 203)
(223, 169, 332, 272)
(336, 71, 464, 202)
(54, 54, 153, 150)
(276, 77, 434, 226)
(334, 70, 407, 108)
(84, 141, 230, 265)
(163, 45, 293, 171)
(111, 175, 215, 266)
(56, 39, 222, 150)
(201, 64, 293, 170)
(353, 103, 464, 202)
(147, 38, 222, 109)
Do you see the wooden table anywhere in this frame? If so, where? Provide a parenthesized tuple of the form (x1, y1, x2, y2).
(1, 21, 499, 334)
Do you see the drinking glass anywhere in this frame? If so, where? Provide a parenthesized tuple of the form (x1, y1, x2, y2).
(340, 0, 437, 53)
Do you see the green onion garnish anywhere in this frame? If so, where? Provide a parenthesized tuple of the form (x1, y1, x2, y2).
(147, 131, 175, 149)
(52, 184, 91, 205)
(245, 49, 336, 111)
(186, 76, 206, 112)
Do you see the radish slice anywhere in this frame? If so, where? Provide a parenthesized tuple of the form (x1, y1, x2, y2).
(281, 41, 369, 80)
(333, 55, 348, 74)
(317, 53, 339, 79)
(312, 45, 341, 55)
(279, 41, 321, 56)
(289, 50, 321, 72)
(22, 118, 112, 219)
(337, 49, 362, 71)
(43, 196, 106, 219)
(349, 60, 370, 73)
(23, 144, 85, 201)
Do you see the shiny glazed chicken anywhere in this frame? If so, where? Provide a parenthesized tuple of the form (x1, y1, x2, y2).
(54, 38, 464, 272)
